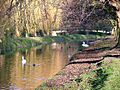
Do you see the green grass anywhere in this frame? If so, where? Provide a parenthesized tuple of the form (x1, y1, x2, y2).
(101, 60, 120, 90)
(1, 37, 41, 55)
(42, 34, 103, 43)
(74, 60, 120, 90)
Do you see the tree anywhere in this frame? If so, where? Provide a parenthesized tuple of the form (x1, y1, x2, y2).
(0, 0, 64, 38)
(108, 0, 120, 44)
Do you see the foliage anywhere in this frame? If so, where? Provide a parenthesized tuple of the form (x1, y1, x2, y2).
(0, 0, 63, 37)
(0, 0, 118, 39)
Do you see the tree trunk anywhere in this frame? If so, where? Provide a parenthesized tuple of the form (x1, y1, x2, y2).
(109, 0, 120, 46)
(116, 10, 120, 45)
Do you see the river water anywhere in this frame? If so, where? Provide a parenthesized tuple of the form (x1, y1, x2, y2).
(0, 42, 80, 90)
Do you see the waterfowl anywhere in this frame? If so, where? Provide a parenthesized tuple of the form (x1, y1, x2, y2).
(52, 42, 57, 46)
(33, 64, 36, 66)
(22, 56, 26, 65)
(82, 42, 89, 47)
(68, 55, 71, 59)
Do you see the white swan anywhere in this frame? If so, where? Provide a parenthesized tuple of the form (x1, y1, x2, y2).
(68, 55, 71, 59)
(22, 56, 26, 65)
(82, 42, 89, 47)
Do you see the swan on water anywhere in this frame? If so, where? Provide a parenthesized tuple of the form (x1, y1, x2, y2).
(22, 56, 26, 65)
(82, 42, 89, 47)
(68, 55, 71, 59)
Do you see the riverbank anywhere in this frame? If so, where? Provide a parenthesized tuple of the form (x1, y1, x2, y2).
(0, 37, 41, 55)
(36, 57, 120, 90)
(0, 34, 104, 54)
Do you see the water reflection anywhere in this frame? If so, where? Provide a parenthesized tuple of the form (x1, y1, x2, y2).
(0, 42, 79, 90)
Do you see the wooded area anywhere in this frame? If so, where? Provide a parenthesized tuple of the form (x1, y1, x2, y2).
(0, 0, 119, 38)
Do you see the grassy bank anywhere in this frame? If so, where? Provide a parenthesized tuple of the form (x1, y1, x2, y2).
(0, 34, 104, 54)
(36, 58, 120, 90)
(30, 34, 104, 43)
(0, 37, 41, 54)
(78, 59, 120, 90)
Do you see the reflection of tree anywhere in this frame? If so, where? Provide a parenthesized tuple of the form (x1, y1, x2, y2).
(0, 56, 4, 68)
(0, 54, 15, 89)
(0, 42, 80, 89)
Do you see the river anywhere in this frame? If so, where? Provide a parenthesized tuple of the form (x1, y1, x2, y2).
(0, 42, 80, 90)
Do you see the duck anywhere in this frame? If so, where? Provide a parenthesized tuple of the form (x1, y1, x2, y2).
(68, 46, 71, 48)
(82, 41, 89, 47)
(33, 64, 36, 67)
(22, 56, 26, 65)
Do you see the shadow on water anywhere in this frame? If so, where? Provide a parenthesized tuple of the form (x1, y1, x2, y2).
(0, 42, 80, 90)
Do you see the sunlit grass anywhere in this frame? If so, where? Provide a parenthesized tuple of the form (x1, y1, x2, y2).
(76, 59, 120, 90)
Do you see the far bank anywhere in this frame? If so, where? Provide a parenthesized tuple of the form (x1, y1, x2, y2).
(0, 34, 104, 55)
